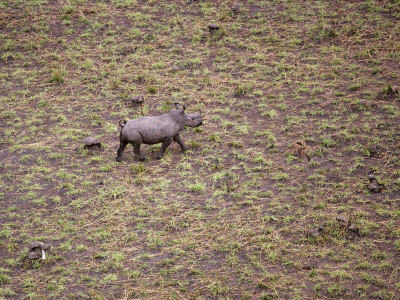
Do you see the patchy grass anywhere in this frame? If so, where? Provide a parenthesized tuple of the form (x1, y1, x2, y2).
(1, 0, 400, 298)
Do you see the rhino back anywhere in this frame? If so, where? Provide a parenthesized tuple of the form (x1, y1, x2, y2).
(122, 114, 180, 144)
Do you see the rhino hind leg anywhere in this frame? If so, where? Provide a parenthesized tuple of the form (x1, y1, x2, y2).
(157, 138, 173, 159)
(133, 142, 146, 161)
(116, 141, 128, 162)
(173, 134, 188, 152)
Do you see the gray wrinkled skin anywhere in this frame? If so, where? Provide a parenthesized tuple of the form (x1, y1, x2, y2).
(116, 104, 202, 161)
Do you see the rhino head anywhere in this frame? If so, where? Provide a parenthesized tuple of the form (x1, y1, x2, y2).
(174, 103, 202, 128)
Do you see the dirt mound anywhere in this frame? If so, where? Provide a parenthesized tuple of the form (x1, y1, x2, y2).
(289, 140, 319, 159)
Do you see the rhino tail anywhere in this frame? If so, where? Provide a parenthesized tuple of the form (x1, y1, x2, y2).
(119, 120, 127, 128)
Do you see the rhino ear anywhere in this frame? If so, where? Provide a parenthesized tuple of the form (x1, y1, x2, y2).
(182, 105, 186, 111)
(173, 103, 180, 110)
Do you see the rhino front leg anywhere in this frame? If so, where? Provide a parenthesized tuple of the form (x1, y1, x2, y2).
(157, 138, 173, 159)
(116, 141, 128, 162)
(173, 134, 188, 152)
(133, 143, 146, 161)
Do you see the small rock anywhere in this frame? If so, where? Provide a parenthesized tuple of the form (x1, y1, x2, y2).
(367, 171, 383, 193)
(336, 216, 360, 235)
(28, 242, 51, 260)
(348, 223, 360, 237)
(348, 223, 357, 232)
(130, 94, 144, 104)
(336, 216, 349, 227)
(367, 171, 375, 180)
(83, 137, 101, 151)
(302, 265, 313, 270)
(369, 180, 383, 193)
(171, 65, 179, 72)
(307, 225, 324, 238)
(208, 24, 219, 33)
(231, 4, 240, 14)
(83, 137, 100, 145)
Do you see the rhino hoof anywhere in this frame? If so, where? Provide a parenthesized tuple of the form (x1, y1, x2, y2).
(139, 156, 146, 161)
(182, 146, 189, 152)
(116, 157, 122, 162)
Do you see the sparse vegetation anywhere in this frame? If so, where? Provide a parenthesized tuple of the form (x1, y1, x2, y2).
(0, 0, 399, 298)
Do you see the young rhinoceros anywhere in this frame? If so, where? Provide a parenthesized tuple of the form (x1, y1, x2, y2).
(116, 103, 202, 162)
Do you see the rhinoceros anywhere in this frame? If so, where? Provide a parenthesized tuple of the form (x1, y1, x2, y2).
(116, 103, 202, 162)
